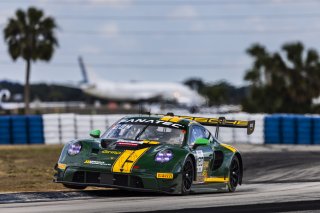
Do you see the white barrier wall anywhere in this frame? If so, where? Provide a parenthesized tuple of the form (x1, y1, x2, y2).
(232, 113, 249, 144)
(75, 115, 92, 139)
(43, 114, 125, 144)
(43, 113, 265, 145)
(91, 115, 109, 133)
(43, 114, 60, 145)
(60, 114, 76, 143)
(248, 114, 265, 144)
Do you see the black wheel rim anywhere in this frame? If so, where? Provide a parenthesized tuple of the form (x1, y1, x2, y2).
(182, 161, 193, 191)
(230, 159, 240, 188)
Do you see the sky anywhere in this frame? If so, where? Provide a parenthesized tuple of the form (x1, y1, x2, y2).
(0, 0, 320, 86)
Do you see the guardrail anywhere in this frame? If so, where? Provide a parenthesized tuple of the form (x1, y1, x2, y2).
(0, 113, 318, 145)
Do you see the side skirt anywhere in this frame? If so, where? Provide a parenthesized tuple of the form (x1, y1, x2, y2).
(191, 182, 228, 193)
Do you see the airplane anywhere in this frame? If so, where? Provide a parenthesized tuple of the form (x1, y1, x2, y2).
(78, 56, 207, 108)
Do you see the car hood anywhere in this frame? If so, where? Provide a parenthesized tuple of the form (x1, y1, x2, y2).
(63, 138, 182, 174)
(101, 138, 164, 150)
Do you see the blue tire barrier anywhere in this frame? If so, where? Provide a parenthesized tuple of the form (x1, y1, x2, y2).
(0, 116, 11, 144)
(297, 116, 312, 145)
(27, 115, 44, 144)
(282, 115, 296, 144)
(0, 115, 44, 145)
(11, 116, 27, 144)
(264, 114, 319, 145)
(264, 116, 281, 144)
(313, 118, 320, 144)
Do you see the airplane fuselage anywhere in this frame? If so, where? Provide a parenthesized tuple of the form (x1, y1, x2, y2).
(81, 80, 206, 107)
(78, 56, 206, 107)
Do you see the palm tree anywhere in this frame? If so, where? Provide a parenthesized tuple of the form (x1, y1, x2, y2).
(244, 42, 320, 113)
(3, 7, 58, 114)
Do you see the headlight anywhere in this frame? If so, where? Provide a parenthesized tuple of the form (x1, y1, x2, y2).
(68, 141, 82, 156)
(155, 150, 173, 163)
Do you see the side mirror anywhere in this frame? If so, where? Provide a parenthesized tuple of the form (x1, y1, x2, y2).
(90, 129, 101, 138)
(193, 138, 210, 148)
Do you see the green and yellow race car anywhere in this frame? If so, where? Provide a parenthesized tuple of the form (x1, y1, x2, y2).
(54, 113, 255, 195)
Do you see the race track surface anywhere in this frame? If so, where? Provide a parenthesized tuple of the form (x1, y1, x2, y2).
(1, 144, 320, 213)
(1, 182, 320, 213)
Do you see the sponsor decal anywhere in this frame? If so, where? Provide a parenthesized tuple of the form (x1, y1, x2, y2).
(195, 150, 204, 173)
(195, 160, 209, 183)
(143, 140, 160, 145)
(102, 150, 122, 155)
(84, 160, 111, 166)
(116, 139, 143, 147)
(177, 116, 248, 126)
(204, 177, 229, 183)
(156, 173, 174, 179)
(160, 116, 182, 123)
(202, 161, 209, 178)
(117, 142, 139, 147)
(57, 163, 67, 170)
(115, 140, 160, 146)
(117, 139, 143, 144)
(120, 118, 184, 129)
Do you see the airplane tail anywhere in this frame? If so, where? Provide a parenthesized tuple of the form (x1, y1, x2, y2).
(78, 56, 100, 84)
(78, 56, 89, 84)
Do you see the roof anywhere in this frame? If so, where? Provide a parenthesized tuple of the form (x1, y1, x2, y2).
(121, 113, 255, 135)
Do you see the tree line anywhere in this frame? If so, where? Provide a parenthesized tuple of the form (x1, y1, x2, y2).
(185, 42, 320, 114)
(184, 79, 248, 106)
(243, 42, 320, 113)
(0, 81, 87, 102)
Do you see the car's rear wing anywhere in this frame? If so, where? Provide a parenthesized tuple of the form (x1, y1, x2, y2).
(152, 113, 255, 138)
(177, 116, 255, 135)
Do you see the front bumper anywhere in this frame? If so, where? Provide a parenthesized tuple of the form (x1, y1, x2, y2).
(54, 166, 182, 194)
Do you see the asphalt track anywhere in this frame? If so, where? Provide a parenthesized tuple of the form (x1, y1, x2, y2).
(1, 144, 320, 213)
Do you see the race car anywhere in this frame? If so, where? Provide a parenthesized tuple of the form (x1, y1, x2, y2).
(54, 113, 255, 195)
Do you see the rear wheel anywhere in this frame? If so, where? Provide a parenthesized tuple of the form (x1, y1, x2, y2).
(227, 156, 240, 192)
(63, 184, 87, 190)
(181, 157, 194, 195)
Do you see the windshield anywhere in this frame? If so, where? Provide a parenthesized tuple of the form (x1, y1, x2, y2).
(102, 123, 186, 145)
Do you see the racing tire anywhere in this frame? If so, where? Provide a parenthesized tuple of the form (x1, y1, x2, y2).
(227, 156, 240, 192)
(181, 157, 194, 195)
(63, 183, 87, 190)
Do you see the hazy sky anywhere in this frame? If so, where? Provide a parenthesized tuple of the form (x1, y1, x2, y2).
(0, 0, 320, 86)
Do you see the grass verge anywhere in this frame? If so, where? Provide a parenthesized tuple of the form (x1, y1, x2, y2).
(0, 145, 72, 193)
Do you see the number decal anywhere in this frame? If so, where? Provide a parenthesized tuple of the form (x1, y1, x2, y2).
(196, 150, 204, 173)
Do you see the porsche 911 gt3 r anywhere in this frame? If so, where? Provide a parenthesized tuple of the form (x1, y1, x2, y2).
(54, 113, 255, 195)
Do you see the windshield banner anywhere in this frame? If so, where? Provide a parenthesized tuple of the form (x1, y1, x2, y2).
(120, 118, 185, 129)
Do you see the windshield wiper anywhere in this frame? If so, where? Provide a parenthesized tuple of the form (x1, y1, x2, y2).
(134, 123, 151, 141)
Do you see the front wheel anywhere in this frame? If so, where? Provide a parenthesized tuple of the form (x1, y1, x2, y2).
(227, 156, 240, 192)
(63, 183, 87, 190)
(181, 157, 194, 195)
